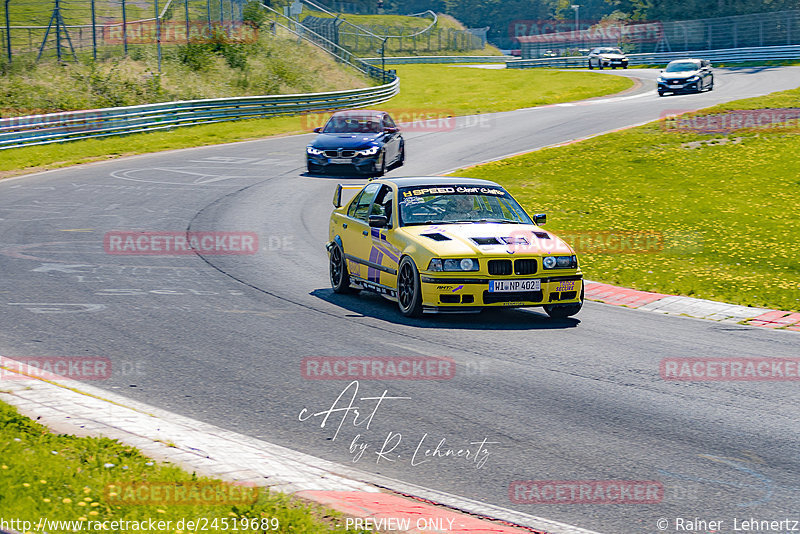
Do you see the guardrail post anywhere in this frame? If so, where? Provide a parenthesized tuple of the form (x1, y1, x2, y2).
(185, 0, 190, 43)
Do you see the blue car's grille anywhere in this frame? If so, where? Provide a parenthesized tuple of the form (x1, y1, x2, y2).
(324, 150, 356, 158)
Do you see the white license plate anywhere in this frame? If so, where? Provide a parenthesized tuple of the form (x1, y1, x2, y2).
(329, 158, 352, 164)
(489, 279, 541, 292)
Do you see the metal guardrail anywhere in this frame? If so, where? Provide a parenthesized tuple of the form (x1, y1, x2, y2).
(506, 44, 800, 69)
(0, 79, 399, 150)
(363, 55, 511, 64)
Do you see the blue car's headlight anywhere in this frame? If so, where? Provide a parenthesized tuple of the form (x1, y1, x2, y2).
(687, 76, 700, 82)
(428, 258, 479, 272)
(355, 146, 380, 156)
(307, 147, 324, 155)
(543, 255, 577, 269)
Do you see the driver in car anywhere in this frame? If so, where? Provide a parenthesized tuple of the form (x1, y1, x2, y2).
(443, 194, 479, 220)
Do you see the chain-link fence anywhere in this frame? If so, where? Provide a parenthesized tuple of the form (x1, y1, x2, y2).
(296, 0, 484, 55)
(1, 0, 249, 64)
(517, 10, 800, 58)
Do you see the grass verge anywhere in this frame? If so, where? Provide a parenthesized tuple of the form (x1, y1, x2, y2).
(1, 65, 633, 179)
(0, 399, 370, 533)
(451, 86, 800, 312)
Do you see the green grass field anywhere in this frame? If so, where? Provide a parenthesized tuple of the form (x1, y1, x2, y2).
(0, 66, 632, 179)
(452, 86, 800, 312)
(0, 399, 370, 533)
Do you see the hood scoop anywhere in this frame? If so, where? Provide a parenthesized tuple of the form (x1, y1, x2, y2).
(421, 233, 451, 241)
(533, 231, 550, 239)
(471, 237, 502, 246)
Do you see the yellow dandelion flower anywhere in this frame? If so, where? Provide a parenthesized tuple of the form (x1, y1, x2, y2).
(88, 511, 99, 516)
(108, 492, 118, 497)
(78, 517, 87, 521)
(77, 502, 87, 507)
(156, 509, 166, 514)
(22, 483, 30, 487)
(83, 497, 92, 502)
(1, 465, 7, 469)
(43, 498, 51, 503)
(40, 480, 47, 484)
(83, 487, 91, 494)
(62, 498, 72, 504)
(90, 502, 100, 507)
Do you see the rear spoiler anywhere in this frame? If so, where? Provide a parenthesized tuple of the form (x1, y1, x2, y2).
(332, 184, 364, 208)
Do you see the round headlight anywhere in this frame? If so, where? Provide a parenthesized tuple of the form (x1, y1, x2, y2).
(460, 258, 474, 271)
(543, 256, 556, 269)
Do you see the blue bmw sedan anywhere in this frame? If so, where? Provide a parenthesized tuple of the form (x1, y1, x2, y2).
(306, 110, 405, 176)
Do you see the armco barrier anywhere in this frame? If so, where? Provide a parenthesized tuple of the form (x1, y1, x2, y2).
(363, 55, 512, 64)
(506, 44, 800, 69)
(0, 79, 399, 150)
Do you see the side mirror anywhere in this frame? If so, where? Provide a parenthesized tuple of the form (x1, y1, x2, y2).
(369, 214, 388, 228)
(385, 127, 399, 134)
(313, 127, 321, 133)
(533, 213, 546, 226)
(332, 184, 343, 208)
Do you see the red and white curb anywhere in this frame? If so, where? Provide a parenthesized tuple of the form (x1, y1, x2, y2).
(585, 281, 799, 331)
(0, 357, 601, 534)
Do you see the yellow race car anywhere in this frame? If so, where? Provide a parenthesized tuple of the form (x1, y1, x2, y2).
(327, 177, 583, 318)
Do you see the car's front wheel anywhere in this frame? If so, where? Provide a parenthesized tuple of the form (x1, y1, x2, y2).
(329, 243, 356, 294)
(373, 152, 386, 177)
(588, 61, 594, 70)
(543, 285, 584, 319)
(397, 256, 423, 317)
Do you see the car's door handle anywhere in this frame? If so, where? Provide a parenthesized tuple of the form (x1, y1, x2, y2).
(362, 230, 369, 236)
(342, 223, 347, 229)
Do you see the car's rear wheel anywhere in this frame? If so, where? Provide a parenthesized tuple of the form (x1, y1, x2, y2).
(330, 243, 356, 294)
(396, 145, 405, 168)
(588, 61, 593, 70)
(397, 257, 423, 317)
(543, 284, 584, 319)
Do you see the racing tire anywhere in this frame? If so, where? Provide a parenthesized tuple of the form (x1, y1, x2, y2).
(623, 65, 628, 69)
(397, 256, 423, 318)
(543, 284, 584, 319)
(329, 243, 356, 294)
(657, 91, 665, 97)
(708, 77, 714, 91)
(396, 145, 405, 168)
(373, 152, 386, 177)
(598, 64, 604, 70)
(588, 62, 593, 70)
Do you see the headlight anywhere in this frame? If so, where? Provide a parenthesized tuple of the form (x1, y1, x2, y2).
(657, 77, 664, 82)
(542, 255, 577, 269)
(355, 146, 380, 156)
(428, 258, 479, 272)
(687, 76, 699, 82)
(307, 147, 323, 155)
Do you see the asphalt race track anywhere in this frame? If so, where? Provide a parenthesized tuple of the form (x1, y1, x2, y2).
(1, 67, 799, 534)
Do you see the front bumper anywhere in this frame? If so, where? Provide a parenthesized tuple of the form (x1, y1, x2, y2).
(307, 153, 378, 175)
(600, 59, 628, 67)
(658, 79, 701, 93)
(419, 274, 583, 312)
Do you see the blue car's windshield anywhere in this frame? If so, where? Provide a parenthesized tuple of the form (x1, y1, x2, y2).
(398, 185, 533, 226)
(323, 116, 382, 134)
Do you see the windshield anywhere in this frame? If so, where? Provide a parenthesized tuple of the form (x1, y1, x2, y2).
(665, 62, 699, 72)
(398, 185, 533, 226)
(598, 48, 623, 54)
(322, 115, 382, 134)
